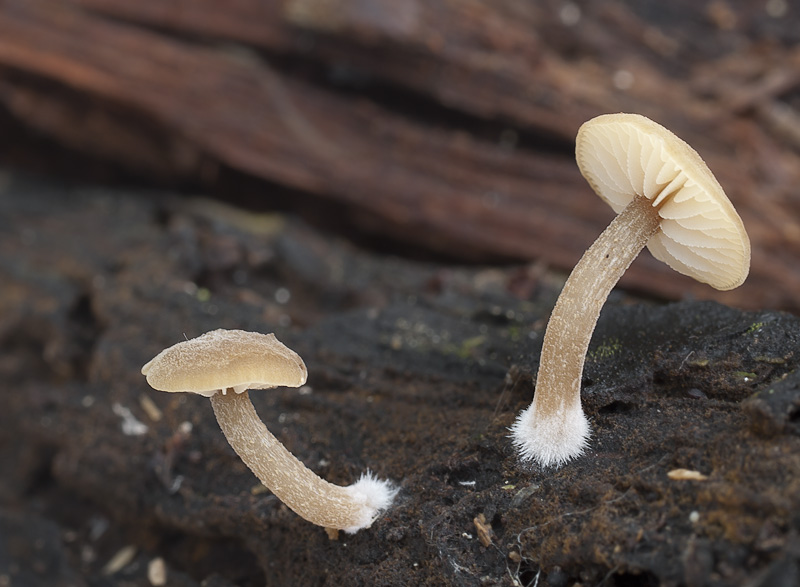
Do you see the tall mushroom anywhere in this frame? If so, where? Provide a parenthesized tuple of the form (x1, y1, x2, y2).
(142, 329, 397, 533)
(510, 113, 750, 467)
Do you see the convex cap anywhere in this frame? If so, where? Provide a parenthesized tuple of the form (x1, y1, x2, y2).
(576, 113, 750, 290)
(141, 329, 308, 397)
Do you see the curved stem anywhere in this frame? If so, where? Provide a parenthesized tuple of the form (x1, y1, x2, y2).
(210, 390, 395, 532)
(512, 196, 661, 466)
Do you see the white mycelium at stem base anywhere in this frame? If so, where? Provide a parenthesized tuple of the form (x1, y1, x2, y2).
(141, 329, 397, 534)
(210, 389, 397, 533)
(510, 196, 660, 467)
(511, 113, 750, 468)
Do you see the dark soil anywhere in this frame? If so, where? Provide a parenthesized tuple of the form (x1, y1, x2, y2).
(0, 171, 799, 586)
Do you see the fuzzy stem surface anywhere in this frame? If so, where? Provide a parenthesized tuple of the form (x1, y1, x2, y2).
(513, 196, 661, 466)
(210, 390, 389, 531)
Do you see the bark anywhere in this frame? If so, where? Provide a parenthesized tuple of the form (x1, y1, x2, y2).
(0, 0, 799, 311)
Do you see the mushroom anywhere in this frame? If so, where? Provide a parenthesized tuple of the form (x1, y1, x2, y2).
(510, 113, 750, 467)
(142, 329, 397, 533)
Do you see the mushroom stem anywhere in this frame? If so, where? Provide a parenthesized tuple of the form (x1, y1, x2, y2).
(210, 390, 396, 533)
(511, 195, 661, 467)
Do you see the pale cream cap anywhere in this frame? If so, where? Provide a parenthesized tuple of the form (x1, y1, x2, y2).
(576, 113, 750, 290)
(142, 330, 308, 397)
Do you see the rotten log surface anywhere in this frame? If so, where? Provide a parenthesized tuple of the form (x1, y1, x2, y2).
(1, 171, 799, 586)
(0, 0, 799, 311)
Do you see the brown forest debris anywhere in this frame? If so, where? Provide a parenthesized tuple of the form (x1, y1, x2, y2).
(0, 0, 799, 311)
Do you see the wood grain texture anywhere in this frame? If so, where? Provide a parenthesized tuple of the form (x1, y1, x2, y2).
(1, 0, 799, 310)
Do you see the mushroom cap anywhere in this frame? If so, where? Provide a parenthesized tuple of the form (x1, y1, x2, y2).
(576, 113, 750, 290)
(142, 329, 308, 397)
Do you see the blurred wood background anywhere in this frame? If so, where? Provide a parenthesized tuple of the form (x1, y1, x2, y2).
(1, 0, 799, 311)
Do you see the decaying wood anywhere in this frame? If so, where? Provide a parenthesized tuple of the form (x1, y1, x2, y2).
(0, 0, 799, 311)
(2, 174, 799, 586)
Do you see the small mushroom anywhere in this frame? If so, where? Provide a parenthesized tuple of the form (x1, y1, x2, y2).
(511, 113, 750, 467)
(142, 329, 397, 533)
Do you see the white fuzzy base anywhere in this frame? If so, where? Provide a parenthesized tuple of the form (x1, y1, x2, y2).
(510, 403, 591, 468)
(341, 472, 399, 534)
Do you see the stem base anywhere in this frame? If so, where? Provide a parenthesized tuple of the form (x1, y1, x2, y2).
(512, 196, 661, 467)
(210, 390, 397, 532)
